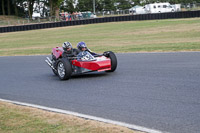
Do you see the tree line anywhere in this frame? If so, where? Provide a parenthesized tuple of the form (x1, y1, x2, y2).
(0, 0, 199, 19)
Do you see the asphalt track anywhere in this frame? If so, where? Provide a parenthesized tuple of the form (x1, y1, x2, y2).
(0, 52, 200, 133)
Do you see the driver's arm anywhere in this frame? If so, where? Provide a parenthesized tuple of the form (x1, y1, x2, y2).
(86, 48, 97, 55)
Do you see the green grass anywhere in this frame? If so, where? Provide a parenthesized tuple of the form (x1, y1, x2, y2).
(0, 106, 65, 133)
(0, 18, 200, 56)
(0, 102, 139, 133)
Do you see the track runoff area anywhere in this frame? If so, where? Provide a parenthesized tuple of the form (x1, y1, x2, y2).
(0, 98, 162, 133)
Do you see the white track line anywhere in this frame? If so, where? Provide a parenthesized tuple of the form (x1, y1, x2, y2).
(0, 98, 164, 133)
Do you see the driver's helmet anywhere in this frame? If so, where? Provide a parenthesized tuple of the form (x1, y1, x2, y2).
(77, 41, 87, 51)
(62, 42, 72, 51)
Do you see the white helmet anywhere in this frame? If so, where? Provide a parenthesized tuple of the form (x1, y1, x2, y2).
(62, 42, 72, 51)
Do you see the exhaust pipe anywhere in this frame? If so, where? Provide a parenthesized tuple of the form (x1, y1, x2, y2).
(46, 57, 52, 64)
(45, 57, 56, 70)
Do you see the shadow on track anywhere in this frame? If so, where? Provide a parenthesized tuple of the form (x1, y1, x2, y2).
(44, 71, 110, 81)
(71, 72, 109, 79)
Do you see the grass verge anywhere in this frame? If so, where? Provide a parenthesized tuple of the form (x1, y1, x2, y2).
(0, 101, 142, 133)
(0, 18, 200, 56)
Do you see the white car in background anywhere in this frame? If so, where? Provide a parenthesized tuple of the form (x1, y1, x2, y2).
(145, 2, 175, 13)
(32, 12, 41, 20)
(129, 5, 146, 15)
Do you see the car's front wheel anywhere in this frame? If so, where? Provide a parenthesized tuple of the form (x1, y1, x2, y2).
(104, 51, 117, 72)
(57, 58, 72, 80)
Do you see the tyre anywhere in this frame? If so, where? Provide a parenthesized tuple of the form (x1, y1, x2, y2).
(104, 51, 117, 72)
(57, 58, 72, 80)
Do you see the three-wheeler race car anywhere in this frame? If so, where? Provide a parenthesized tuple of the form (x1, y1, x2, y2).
(45, 47, 117, 80)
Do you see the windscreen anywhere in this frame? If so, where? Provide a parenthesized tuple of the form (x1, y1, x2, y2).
(78, 51, 96, 61)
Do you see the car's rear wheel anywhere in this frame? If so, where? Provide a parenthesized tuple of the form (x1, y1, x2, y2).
(104, 51, 117, 72)
(57, 58, 72, 80)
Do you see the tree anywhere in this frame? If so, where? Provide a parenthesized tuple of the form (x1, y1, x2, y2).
(95, 0, 103, 11)
(116, 0, 132, 10)
(132, 0, 140, 5)
(101, 0, 115, 11)
(1, 0, 14, 15)
(66, 0, 75, 13)
(1, 0, 6, 15)
(7, 0, 11, 15)
(49, 0, 63, 18)
(13, 0, 19, 16)
(27, 0, 34, 19)
(76, 0, 93, 12)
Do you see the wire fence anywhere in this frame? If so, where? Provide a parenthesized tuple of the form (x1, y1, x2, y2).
(0, 17, 59, 27)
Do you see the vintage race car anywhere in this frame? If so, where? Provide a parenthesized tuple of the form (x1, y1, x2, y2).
(45, 47, 117, 80)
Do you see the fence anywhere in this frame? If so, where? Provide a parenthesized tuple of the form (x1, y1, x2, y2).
(0, 10, 200, 33)
(0, 16, 62, 27)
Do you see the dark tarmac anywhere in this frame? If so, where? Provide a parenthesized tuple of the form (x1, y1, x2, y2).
(0, 52, 200, 133)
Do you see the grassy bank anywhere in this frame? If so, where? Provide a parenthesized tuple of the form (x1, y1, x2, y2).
(0, 101, 142, 133)
(0, 18, 200, 56)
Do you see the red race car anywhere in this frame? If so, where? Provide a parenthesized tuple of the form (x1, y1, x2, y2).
(45, 47, 117, 80)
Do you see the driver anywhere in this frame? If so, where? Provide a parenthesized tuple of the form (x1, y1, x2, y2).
(77, 41, 97, 55)
(77, 42, 95, 60)
(62, 41, 79, 58)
